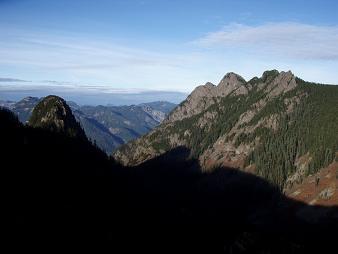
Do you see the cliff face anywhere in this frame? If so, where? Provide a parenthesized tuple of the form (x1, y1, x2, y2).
(114, 70, 338, 190)
(167, 72, 248, 122)
(166, 71, 296, 123)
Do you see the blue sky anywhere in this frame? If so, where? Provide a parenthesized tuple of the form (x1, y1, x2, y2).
(1, 0, 338, 103)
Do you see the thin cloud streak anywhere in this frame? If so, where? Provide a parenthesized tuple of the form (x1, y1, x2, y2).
(195, 22, 338, 60)
(0, 28, 204, 92)
(0, 36, 192, 70)
(1, 23, 338, 94)
(0, 80, 185, 94)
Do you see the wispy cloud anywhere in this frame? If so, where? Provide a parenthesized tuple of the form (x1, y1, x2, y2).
(0, 28, 203, 92)
(0, 34, 190, 70)
(195, 22, 338, 60)
(1, 22, 338, 95)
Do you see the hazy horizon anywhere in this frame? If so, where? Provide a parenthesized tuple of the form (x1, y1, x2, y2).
(0, 79, 187, 105)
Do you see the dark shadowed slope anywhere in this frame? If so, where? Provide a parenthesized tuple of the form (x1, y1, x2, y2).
(2, 107, 337, 252)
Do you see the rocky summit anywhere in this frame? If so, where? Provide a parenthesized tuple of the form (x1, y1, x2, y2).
(28, 95, 86, 139)
(114, 70, 338, 191)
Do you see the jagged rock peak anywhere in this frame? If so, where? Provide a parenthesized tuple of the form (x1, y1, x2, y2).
(217, 72, 248, 96)
(204, 82, 216, 88)
(191, 82, 216, 96)
(166, 82, 217, 122)
(261, 69, 280, 81)
(167, 70, 297, 122)
(28, 95, 86, 138)
(167, 73, 249, 122)
(219, 72, 246, 86)
(262, 70, 297, 97)
(261, 69, 293, 81)
(279, 70, 294, 78)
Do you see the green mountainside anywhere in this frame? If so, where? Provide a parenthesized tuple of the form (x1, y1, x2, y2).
(114, 70, 338, 189)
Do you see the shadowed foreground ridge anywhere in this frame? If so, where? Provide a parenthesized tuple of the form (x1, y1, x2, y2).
(2, 108, 337, 252)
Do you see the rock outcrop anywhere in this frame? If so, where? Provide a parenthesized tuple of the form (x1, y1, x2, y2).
(29, 95, 86, 139)
(167, 72, 249, 122)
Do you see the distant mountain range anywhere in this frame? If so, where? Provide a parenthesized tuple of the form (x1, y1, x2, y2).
(0, 78, 188, 105)
(0, 77, 29, 82)
(0, 96, 176, 154)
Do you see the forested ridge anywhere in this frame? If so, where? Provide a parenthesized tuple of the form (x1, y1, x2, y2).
(115, 71, 338, 189)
